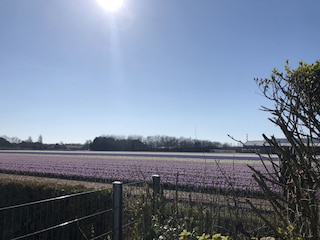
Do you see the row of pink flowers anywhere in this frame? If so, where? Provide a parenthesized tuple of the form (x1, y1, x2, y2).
(0, 151, 278, 191)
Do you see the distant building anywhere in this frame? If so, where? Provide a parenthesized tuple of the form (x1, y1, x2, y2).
(242, 138, 320, 154)
(242, 139, 274, 154)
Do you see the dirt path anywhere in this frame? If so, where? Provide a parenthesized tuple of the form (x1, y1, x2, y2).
(0, 173, 111, 190)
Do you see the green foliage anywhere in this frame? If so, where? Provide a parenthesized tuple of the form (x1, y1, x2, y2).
(178, 230, 229, 240)
(177, 229, 277, 240)
(123, 181, 277, 239)
(178, 229, 295, 240)
(277, 225, 302, 240)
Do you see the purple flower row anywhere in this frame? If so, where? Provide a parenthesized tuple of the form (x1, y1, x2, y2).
(0, 151, 278, 191)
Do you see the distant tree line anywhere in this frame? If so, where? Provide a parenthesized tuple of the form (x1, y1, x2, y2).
(0, 134, 235, 152)
(0, 135, 44, 150)
(0, 135, 84, 151)
(90, 135, 232, 152)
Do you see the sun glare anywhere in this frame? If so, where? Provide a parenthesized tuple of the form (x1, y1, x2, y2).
(97, 0, 124, 12)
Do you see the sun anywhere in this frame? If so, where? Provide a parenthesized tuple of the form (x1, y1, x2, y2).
(97, 0, 124, 12)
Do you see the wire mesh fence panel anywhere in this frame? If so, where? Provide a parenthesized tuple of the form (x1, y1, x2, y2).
(0, 187, 113, 240)
(121, 180, 152, 240)
(158, 172, 279, 238)
(1, 172, 282, 239)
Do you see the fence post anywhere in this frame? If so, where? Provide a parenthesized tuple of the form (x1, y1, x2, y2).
(152, 175, 160, 195)
(113, 181, 123, 240)
(152, 175, 160, 214)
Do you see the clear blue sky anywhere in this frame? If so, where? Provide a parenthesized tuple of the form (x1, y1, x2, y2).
(1, 0, 319, 144)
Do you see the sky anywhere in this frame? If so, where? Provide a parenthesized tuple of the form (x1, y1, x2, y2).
(0, 0, 319, 145)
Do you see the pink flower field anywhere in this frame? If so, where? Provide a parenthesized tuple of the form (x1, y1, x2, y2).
(0, 151, 277, 191)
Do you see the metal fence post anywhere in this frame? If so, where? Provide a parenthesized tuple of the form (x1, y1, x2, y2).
(152, 175, 160, 195)
(152, 175, 160, 214)
(113, 181, 123, 240)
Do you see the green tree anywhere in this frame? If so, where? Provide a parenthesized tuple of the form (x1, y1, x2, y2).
(251, 60, 320, 239)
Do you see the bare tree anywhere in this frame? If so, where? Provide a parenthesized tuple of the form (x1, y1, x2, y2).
(27, 136, 33, 143)
(250, 60, 320, 239)
(38, 135, 43, 144)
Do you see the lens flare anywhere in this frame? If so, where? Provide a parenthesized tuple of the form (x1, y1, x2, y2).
(97, 0, 124, 12)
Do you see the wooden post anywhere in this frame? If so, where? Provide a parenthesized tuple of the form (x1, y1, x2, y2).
(113, 181, 123, 240)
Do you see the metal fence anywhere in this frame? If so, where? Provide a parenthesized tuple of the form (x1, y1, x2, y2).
(0, 175, 161, 240)
(0, 187, 112, 240)
(1, 174, 274, 239)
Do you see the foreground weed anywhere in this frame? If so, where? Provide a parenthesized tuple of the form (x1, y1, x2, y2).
(178, 230, 229, 240)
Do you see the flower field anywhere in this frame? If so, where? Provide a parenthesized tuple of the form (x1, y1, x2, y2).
(0, 151, 277, 191)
